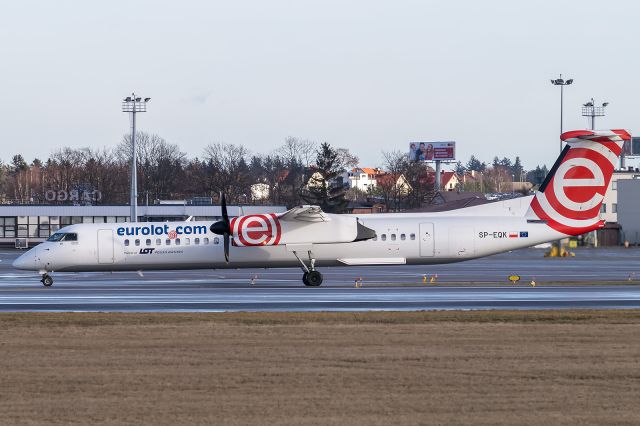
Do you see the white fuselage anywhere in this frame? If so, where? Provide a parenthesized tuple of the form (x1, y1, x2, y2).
(14, 208, 563, 273)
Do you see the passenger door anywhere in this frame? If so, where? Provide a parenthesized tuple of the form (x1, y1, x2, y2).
(97, 229, 114, 264)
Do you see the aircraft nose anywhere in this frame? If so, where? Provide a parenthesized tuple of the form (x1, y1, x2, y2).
(12, 248, 37, 270)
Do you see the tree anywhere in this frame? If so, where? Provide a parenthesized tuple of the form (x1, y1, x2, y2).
(203, 142, 252, 204)
(277, 136, 317, 167)
(336, 148, 359, 170)
(527, 165, 548, 186)
(118, 132, 186, 202)
(301, 142, 348, 213)
(511, 156, 524, 180)
(403, 161, 433, 208)
(466, 155, 486, 172)
(454, 161, 466, 175)
(499, 157, 512, 169)
(379, 150, 410, 211)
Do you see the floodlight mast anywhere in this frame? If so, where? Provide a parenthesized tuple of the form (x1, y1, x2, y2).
(122, 93, 150, 222)
(581, 97, 607, 131)
(550, 74, 573, 153)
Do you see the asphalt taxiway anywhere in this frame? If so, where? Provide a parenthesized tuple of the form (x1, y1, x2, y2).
(1, 247, 640, 311)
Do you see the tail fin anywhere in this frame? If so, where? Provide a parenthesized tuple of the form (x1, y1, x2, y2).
(528, 129, 631, 236)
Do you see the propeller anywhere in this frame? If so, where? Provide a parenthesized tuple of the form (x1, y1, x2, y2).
(210, 192, 231, 262)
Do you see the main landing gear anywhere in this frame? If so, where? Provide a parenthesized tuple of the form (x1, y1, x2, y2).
(293, 250, 323, 287)
(41, 273, 53, 287)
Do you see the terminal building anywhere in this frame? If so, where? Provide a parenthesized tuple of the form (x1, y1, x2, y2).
(0, 204, 286, 247)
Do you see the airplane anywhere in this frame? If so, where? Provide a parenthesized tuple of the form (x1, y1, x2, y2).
(13, 129, 629, 287)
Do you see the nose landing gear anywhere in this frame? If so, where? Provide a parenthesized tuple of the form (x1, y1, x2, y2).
(41, 274, 53, 287)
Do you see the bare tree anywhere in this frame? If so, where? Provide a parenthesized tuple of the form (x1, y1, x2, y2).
(336, 148, 359, 169)
(117, 132, 186, 202)
(277, 136, 317, 167)
(203, 142, 252, 203)
(380, 150, 409, 211)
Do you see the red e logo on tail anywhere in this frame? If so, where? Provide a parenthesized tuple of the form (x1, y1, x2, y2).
(531, 146, 614, 235)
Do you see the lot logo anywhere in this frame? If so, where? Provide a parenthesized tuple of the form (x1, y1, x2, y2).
(139, 248, 155, 254)
(530, 131, 624, 235)
(231, 213, 281, 246)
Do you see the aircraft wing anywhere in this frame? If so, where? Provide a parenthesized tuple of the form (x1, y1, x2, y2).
(278, 205, 330, 222)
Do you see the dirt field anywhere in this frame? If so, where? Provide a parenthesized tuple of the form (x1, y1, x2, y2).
(0, 311, 639, 425)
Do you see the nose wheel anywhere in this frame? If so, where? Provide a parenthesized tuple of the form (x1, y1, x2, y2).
(41, 274, 53, 287)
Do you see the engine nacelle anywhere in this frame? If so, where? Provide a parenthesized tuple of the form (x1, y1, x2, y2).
(229, 213, 374, 246)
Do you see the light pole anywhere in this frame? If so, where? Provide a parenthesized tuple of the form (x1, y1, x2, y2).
(122, 94, 150, 222)
(581, 98, 607, 131)
(550, 75, 573, 153)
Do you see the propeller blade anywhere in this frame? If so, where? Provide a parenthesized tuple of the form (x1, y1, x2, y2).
(210, 192, 232, 235)
(223, 233, 230, 263)
(210, 192, 232, 263)
(221, 192, 229, 225)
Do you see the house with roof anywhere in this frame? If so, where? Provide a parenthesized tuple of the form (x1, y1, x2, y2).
(376, 173, 412, 195)
(439, 171, 460, 191)
(346, 167, 384, 191)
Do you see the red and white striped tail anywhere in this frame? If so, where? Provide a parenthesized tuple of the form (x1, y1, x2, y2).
(527, 129, 631, 236)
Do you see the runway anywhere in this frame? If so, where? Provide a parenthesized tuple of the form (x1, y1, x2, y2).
(1, 248, 640, 311)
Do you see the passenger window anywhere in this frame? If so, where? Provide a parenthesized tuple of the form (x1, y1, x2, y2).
(124, 239, 129, 246)
(156, 239, 161, 245)
(410, 233, 416, 240)
(165, 239, 171, 246)
(204, 237, 209, 245)
(175, 238, 181, 245)
(213, 237, 219, 245)
(146, 239, 151, 246)
(135, 239, 140, 246)
(391, 234, 396, 241)
(195, 238, 200, 245)
(185, 238, 190, 246)
(381, 234, 387, 241)
(401, 234, 406, 241)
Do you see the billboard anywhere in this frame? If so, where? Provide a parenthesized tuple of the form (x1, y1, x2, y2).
(409, 141, 455, 162)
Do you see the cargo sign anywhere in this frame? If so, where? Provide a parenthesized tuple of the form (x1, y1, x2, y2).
(409, 141, 455, 162)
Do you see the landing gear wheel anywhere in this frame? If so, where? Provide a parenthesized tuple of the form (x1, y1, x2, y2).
(41, 274, 53, 287)
(306, 271, 323, 287)
(302, 272, 310, 286)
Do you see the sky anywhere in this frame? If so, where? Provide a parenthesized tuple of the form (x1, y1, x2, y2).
(1, 0, 639, 170)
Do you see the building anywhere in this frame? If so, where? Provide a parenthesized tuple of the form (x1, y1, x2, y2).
(439, 171, 459, 191)
(0, 204, 286, 246)
(376, 173, 412, 195)
(346, 167, 384, 191)
(616, 179, 640, 244)
(601, 169, 640, 223)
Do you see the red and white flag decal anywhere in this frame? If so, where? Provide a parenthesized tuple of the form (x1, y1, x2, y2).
(230, 213, 282, 246)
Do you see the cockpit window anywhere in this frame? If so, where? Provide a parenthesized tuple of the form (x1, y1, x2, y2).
(47, 233, 64, 242)
(47, 232, 78, 242)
